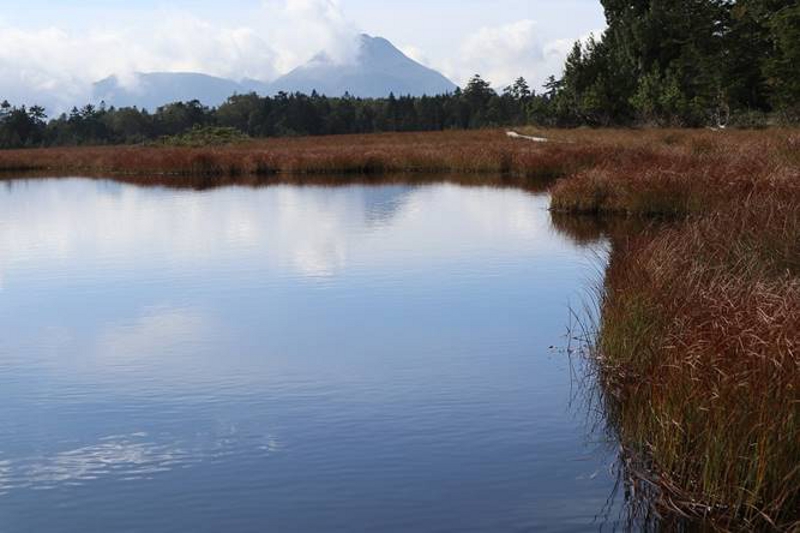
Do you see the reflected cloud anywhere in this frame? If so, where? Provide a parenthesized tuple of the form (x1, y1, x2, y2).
(96, 307, 210, 362)
(360, 185, 416, 228)
(25, 435, 188, 489)
(0, 180, 416, 283)
(0, 180, 565, 286)
(0, 459, 11, 496)
(1, 430, 281, 495)
(0, 178, 617, 526)
(444, 185, 547, 237)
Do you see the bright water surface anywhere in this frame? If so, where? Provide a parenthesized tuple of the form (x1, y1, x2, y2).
(0, 178, 618, 532)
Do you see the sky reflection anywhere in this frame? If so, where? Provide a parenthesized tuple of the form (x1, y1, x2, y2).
(0, 179, 578, 284)
(0, 178, 616, 532)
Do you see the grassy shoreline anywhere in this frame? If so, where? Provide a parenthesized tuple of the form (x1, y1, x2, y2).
(3, 128, 798, 528)
(548, 129, 799, 528)
(8, 127, 785, 181)
(0, 130, 588, 178)
(593, 201, 799, 529)
(549, 131, 798, 528)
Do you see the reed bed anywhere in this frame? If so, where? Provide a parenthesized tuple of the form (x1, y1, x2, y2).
(546, 129, 800, 528)
(551, 132, 800, 216)
(3, 128, 796, 209)
(591, 197, 799, 530)
(0, 128, 676, 180)
(0, 130, 595, 178)
(543, 128, 799, 528)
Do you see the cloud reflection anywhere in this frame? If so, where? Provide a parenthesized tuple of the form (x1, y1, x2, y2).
(96, 307, 210, 363)
(0, 180, 558, 285)
(25, 434, 188, 489)
(1, 430, 280, 495)
(0, 459, 11, 496)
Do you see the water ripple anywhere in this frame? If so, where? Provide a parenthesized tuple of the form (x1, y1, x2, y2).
(1, 430, 281, 495)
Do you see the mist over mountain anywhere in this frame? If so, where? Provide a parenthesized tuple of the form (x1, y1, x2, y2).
(268, 34, 457, 98)
(93, 72, 259, 110)
(92, 35, 457, 110)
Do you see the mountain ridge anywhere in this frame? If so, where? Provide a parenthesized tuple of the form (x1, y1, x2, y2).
(92, 35, 457, 110)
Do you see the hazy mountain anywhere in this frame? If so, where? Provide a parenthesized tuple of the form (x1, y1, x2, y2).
(92, 72, 266, 110)
(92, 34, 457, 110)
(267, 34, 457, 98)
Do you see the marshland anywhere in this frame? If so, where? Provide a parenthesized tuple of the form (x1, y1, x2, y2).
(3, 0, 800, 531)
(2, 127, 798, 530)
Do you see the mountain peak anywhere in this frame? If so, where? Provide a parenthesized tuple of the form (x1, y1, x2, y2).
(357, 34, 407, 62)
(269, 34, 457, 98)
(359, 33, 389, 46)
(92, 35, 457, 109)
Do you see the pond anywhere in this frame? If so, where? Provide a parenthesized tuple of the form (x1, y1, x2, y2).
(0, 177, 621, 532)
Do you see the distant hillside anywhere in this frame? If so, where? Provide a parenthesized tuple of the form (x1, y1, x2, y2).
(92, 72, 258, 110)
(92, 35, 456, 110)
(267, 34, 457, 98)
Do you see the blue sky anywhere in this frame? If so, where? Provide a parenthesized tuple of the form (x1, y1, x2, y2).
(0, 0, 606, 109)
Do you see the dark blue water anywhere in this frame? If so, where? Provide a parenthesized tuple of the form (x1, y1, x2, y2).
(0, 178, 616, 532)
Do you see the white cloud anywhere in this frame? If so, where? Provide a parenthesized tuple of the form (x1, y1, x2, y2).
(457, 20, 541, 90)
(0, 17, 279, 111)
(271, 0, 360, 68)
(398, 44, 430, 67)
(456, 19, 603, 92)
(0, 0, 357, 112)
(0, 1, 601, 111)
(542, 30, 605, 71)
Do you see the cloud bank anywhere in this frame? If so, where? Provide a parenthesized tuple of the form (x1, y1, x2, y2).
(452, 20, 603, 92)
(0, 0, 357, 112)
(0, 1, 599, 112)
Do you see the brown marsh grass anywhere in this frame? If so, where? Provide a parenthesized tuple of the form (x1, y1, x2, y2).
(3, 127, 796, 211)
(0, 129, 605, 178)
(545, 128, 799, 529)
(550, 131, 800, 216)
(591, 197, 799, 530)
(534, 128, 797, 529)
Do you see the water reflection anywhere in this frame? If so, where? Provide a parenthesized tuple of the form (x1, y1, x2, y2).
(96, 307, 211, 364)
(1, 430, 280, 493)
(24, 434, 190, 489)
(0, 458, 11, 496)
(0, 178, 568, 285)
(0, 177, 621, 532)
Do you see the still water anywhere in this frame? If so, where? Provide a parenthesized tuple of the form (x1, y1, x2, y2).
(0, 178, 617, 532)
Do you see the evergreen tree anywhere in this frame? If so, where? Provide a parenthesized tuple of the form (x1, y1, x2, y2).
(558, 0, 798, 125)
(765, 3, 800, 119)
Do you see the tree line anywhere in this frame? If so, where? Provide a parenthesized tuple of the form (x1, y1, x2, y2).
(0, 76, 539, 148)
(1, 1, 798, 148)
(555, 0, 800, 126)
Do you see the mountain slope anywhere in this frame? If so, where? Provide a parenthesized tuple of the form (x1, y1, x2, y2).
(92, 35, 457, 109)
(267, 34, 457, 97)
(93, 73, 260, 110)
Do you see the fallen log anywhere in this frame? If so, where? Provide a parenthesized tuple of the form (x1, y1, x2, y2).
(506, 131, 549, 143)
